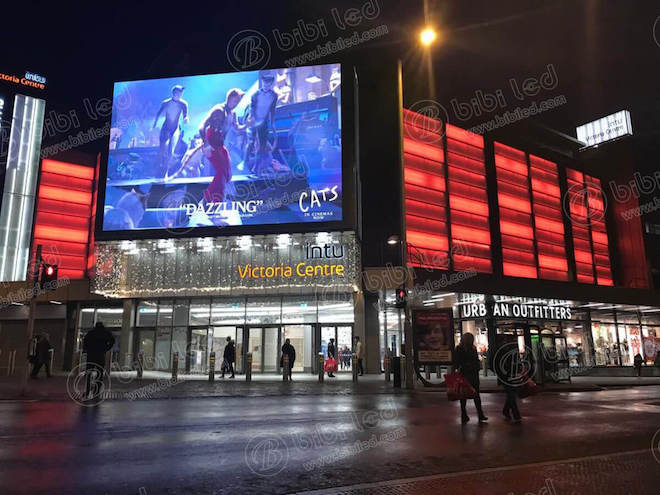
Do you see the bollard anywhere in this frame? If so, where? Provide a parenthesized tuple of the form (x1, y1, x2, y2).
(425, 365, 431, 380)
(352, 353, 358, 382)
(9, 350, 17, 376)
(384, 353, 391, 382)
(318, 353, 324, 382)
(209, 352, 215, 382)
(392, 356, 401, 388)
(401, 355, 407, 386)
(48, 348, 54, 375)
(172, 352, 179, 381)
(436, 365, 442, 379)
(137, 352, 144, 381)
(246, 352, 252, 382)
(282, 354, 289, 382)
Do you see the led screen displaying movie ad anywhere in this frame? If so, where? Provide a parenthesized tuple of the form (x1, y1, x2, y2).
(102, 64, 342, 234)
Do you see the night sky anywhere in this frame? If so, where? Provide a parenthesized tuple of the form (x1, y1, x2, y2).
(3, 0, 660, 155)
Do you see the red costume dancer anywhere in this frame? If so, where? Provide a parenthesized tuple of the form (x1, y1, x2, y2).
(198, 88, 245, 203)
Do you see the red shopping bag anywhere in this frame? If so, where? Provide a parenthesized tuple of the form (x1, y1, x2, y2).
(444, 372, 477, 401)
(324, 358, 338, 373)
(518, 376, 539, 398)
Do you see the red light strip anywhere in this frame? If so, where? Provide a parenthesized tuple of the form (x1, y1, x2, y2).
(529, 154, 568, 281)
(565, 168, 613, 285)
(447, 125, 491, 273)
(41, 159, 95, 180)
(495, 142, 536, 279)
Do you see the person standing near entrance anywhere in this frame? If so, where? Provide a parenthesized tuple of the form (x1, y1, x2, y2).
(327, 338, 337, 377)
(633, 353, 643, 377)
(30, 333, 53, 379)
(454, 332, 487, 423)
(281, 338, 296, 380)
(355, 336, 364, 376)
(222, 336, 235, 379)
(83, 322, 115, 396)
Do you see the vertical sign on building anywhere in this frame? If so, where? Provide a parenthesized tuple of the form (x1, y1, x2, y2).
(0, 94, 46, 281)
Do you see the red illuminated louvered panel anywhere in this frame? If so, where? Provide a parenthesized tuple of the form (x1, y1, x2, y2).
(585, 175, 613, 285)
(565, 169, 613, 285)
(494, 142, 536, 278)
(446, 124, 491, 273)
(566, 169, 593, 283)
(403, 110, 449, 269)
(529, 154, 568, 281)
(31, 159, 95, 280)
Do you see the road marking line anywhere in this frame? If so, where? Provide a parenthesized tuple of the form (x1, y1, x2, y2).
(292, 448, 651, 494)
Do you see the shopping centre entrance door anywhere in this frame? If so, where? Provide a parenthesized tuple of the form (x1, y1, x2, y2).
(246, 325, 315, 373)
(320, 325, 354, 372)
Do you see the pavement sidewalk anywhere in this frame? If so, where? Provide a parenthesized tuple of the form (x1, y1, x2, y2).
(2, 371, 660, 401)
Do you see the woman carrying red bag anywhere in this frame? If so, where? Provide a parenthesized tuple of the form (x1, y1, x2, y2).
(326, 338, 337, 378)
(454, 332, 488, 424)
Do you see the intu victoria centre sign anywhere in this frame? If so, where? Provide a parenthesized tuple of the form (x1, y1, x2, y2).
(93, 234, 360, 298)
(237, 243, 346, 279)
(461, 301, 572, 320)
(576, 110, 632, 147)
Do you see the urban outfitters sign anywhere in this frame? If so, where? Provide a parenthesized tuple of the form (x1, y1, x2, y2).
(461, 302, 572, 320)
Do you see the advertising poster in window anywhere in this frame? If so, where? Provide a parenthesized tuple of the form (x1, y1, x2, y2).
(101, 63, 342, 234)
(413, 308, 454, 364)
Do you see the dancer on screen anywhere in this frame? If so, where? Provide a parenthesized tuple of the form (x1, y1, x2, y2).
(152, 85, 189, 172)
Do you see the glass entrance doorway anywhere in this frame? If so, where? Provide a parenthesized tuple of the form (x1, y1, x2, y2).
(189, 326, 242, 374)
(321, 325, 354, 371)
(247, 326, 280, 373)
(246, 325, 314, 373)
(530, 325, 569, 383)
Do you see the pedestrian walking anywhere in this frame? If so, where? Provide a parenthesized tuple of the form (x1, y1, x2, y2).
(355, 336, 364, 376)
(633, 353, 643, 377)
(495, 343, 523, 424)
(281, 338, 296, 380)
(454, 332, 487, 423)
(30, 332, 53, 378)
(222, 336, 235, 378)
(327, 338, 337, 377)
(82, 322, 115, 395)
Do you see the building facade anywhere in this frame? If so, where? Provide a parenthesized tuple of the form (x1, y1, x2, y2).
(369, 104, 660, 379)
(1, 62, 659, 382)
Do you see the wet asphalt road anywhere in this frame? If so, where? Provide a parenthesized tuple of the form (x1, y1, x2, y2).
(1, 387, 659, 494)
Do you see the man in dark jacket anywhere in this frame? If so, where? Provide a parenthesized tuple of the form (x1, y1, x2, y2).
(83, 322, 115, 382)
(281, 338, 296, 380)
(30, 333, 53, 378)
(222, 336, 235, 379)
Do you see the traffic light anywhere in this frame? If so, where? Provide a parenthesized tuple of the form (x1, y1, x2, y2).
(395, 286, 407, 308)
(40, 263, 58, 287)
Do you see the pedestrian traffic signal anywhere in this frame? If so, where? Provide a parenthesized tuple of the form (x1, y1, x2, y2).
(40, 264, 58, 287)
(395, 286, 407, 308)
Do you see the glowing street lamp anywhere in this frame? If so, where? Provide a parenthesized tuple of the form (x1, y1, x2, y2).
(420, 27, 437, 46)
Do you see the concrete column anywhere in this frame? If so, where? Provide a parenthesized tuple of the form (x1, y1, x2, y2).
(120, 299, 135, 367)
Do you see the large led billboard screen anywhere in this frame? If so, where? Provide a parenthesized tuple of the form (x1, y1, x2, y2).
(100, 64, 343, 236)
